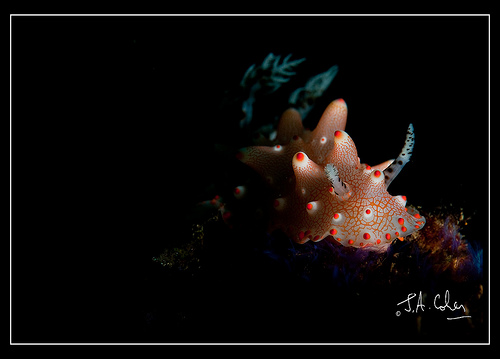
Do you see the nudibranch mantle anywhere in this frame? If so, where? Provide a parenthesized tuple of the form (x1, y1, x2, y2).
(237, 99, 425, 250)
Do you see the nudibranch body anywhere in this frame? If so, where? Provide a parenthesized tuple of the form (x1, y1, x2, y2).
(237, 99, 425, 250)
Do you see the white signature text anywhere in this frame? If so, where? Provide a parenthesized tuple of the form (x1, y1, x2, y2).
(396, 290, 470, 320)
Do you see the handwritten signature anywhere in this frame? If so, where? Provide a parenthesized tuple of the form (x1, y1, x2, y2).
(396, 290, 471, 320)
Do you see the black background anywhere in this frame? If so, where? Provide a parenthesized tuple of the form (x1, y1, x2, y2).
(11, 16, 489, 343)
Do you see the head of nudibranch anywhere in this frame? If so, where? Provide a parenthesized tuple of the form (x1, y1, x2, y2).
(237, 99, 426, 251)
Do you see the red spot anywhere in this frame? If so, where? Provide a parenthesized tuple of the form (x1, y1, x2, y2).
(223, 211, 231, 220)
(415, 225, 420, 229)
(334, 131, 342, 138)
(414, 213, 421, 219)
(234, 187, 241, 195)
(395, 232, 400, 236)
(401, 226, 407, 232)
(374, 170, 382, 178)
(273, 199, 280, 207)
(359, 242, 364, 247)
(376, 239, 381, 244)
(330, 228, 337, 235)
(333, 213, 340, 219)
(313, 235, 320, 241)
(298, 231, 305, 240)
(401, 195, 407, 201)
(363, 233, 371, 240)
(214, 195, 220, 200)
(276, 145, 281, 149)
(328, 187, 334, 193)
(365, 165, 371, 170)
(336, 237, 342, 242)
(348, 239, 354, 245)
(292, 135, 299, 140)
(365, 209, 371, 215)
(385, 233, 391, 240)
(296, 152, 305, 161)
(398, 218, 405, 225)
(337, 98, 345, 104)
(306, 203, 313, 210)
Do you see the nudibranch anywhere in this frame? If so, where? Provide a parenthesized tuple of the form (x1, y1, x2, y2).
(236, 99, 425, 250)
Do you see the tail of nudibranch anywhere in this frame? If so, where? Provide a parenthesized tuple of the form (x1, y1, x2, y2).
(236, 99, 425, 250)
(383, 123, 415, 189)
